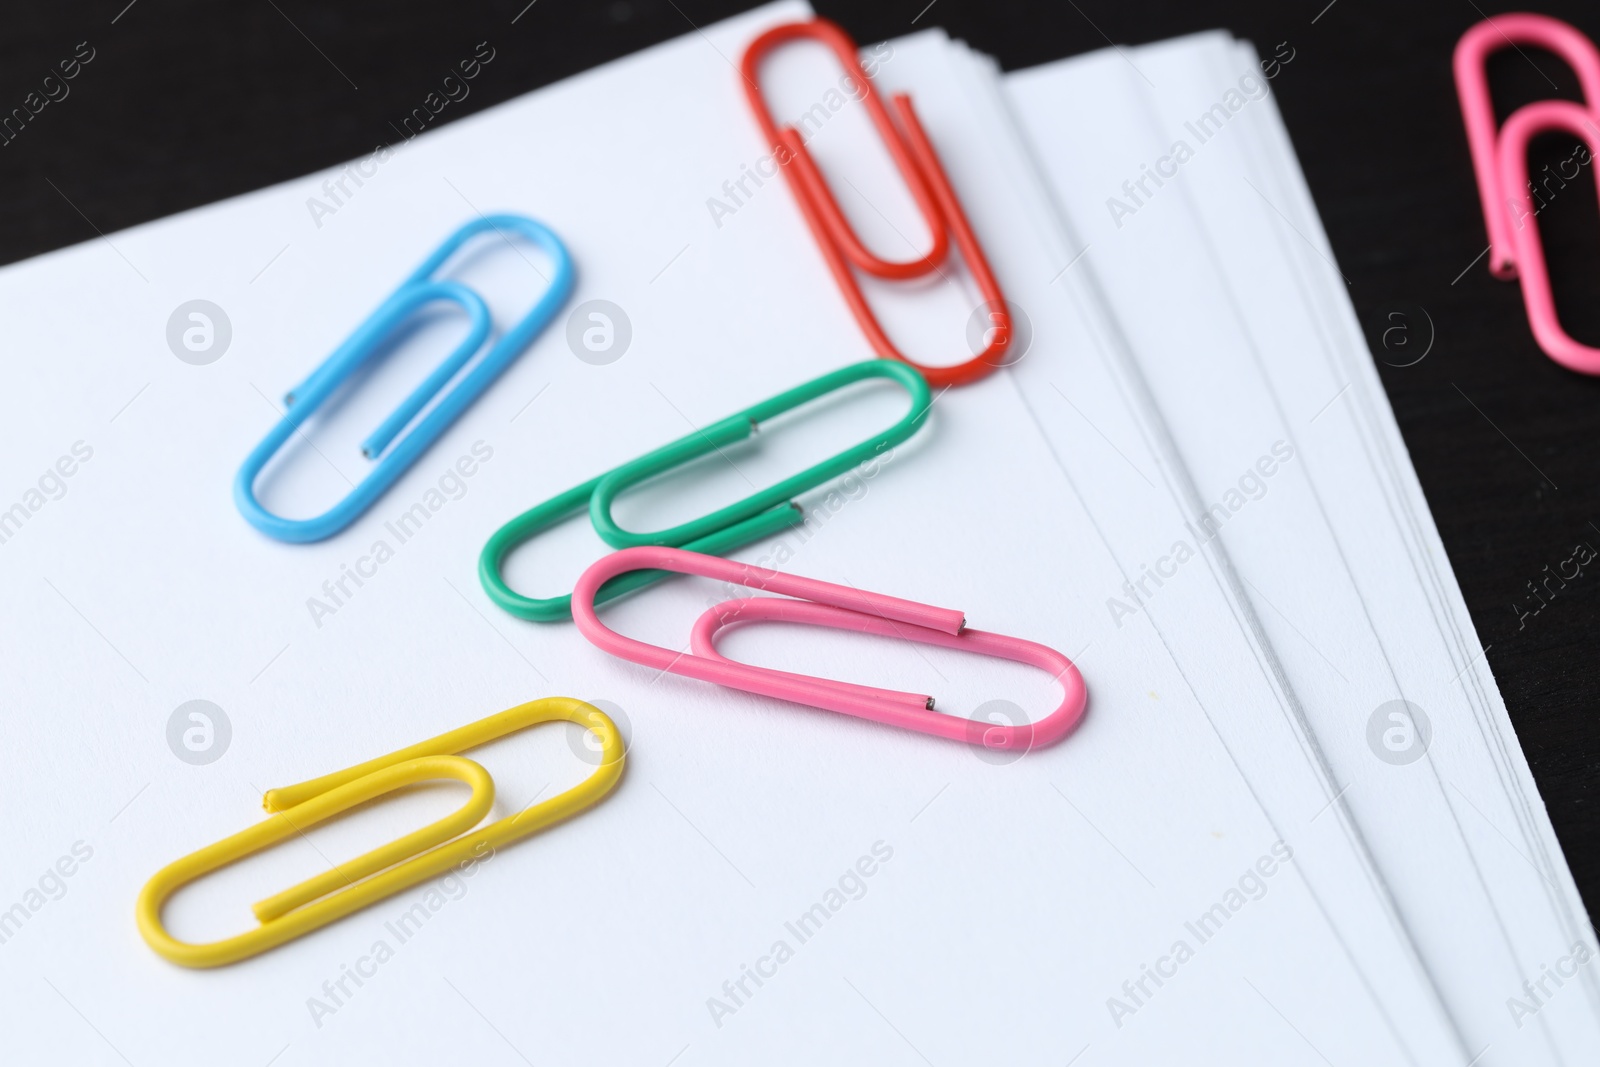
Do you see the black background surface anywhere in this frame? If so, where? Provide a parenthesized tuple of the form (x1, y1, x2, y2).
(3, 0, 1598, 912)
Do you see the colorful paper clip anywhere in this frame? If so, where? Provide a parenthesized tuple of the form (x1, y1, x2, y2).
(572, 546, 1088, 749)
(235, 215, 575, 542)
(741, 19, 1013, 388)
(136, 697, 622, 968)
(478, 360, 931, 621)
(1456, 14, 1600, 373)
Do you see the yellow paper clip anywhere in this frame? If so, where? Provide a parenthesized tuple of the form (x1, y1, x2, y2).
(137, 697, 624, 968)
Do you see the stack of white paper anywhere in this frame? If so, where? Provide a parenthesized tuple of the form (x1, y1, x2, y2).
(0, 3, 1591, 1064)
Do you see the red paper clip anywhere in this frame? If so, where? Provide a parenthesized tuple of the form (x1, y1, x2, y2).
(740, 19, 1013, 388)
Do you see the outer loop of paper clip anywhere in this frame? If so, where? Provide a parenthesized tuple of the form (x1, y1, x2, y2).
(739, 19, 1014, 388)
(234, 214, 575, 543)
(571, 545, 1088, 748)
(136, 697, 623, 968)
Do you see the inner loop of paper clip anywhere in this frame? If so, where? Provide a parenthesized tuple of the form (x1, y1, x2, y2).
(690, 596, 1087, 750)
(334, 283, 494, 460)
(588, 360, 930, 547)
(1494, 100, 1600, 373)
(742, 19, 946, 276)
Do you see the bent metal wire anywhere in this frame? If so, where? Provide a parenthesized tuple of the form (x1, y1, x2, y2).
(478, 359, 931, 622)
(741, 18, 1014, 388)
(235, 214, 575, 542)
(137, 697, 623, 968)
(1455, 14, 1600, 374)
(572, 546, 1089, 749)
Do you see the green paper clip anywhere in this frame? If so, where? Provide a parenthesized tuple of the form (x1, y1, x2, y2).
(478, 360, 931, 621)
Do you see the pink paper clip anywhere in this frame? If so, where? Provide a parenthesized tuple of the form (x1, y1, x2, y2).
(571, 546, 1088, 750)
(1455, 13, 1600, 373)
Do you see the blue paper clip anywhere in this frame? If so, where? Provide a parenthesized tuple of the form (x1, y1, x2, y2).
(234, 214, 574, 542)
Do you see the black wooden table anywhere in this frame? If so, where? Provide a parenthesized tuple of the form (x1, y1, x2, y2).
(4, 0, 1596, 910)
